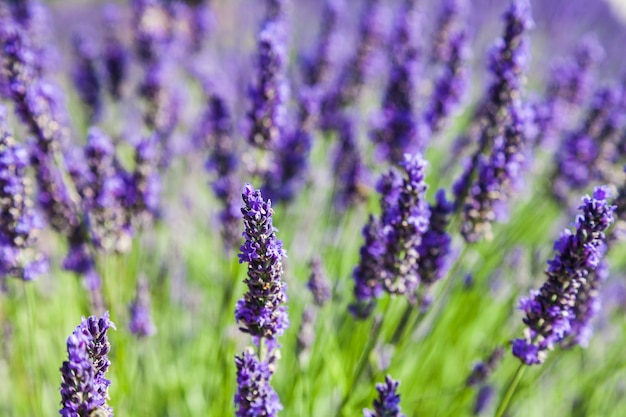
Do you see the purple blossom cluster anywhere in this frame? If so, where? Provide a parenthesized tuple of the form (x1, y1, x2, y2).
(0, 105, 46, 280)
(512, 187, 615, 365)
(364, 375, 405, 417)
(128, 277, 156, 338)
(351, 154, 435, 317)
(234, 184, 288, 414)
(236, 184, 288, 341)
(59, 312, 115, 417)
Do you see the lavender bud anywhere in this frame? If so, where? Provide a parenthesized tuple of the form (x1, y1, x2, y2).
(235, 184, 289, 342)
(102, 3, 128, 100)
(333, 115, 368, 210)
(129, 276, 156, 338)
(71, 33, 102, 122)
(473, 385, 494, 415)
(307, 257, 331, 307)
(364, 375, 406, 417)
(466, 347, 505, 386)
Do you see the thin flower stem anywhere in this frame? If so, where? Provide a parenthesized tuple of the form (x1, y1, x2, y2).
(335, 300, 392, 417)
(24, 282, 42, 417)
(495, 363, 526, 417)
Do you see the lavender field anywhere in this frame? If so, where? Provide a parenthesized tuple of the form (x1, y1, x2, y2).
(1, 0, 626, 416)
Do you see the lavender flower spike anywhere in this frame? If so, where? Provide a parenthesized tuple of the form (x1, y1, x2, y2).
(128, 276, 156, 338)
(417, 189, 453, 286)
(247, 18, 288, 149)
(307, 257, 331, 307)
(380, 153, 430, 295)
(234, 348, 282, 417)
(235, 184, 288, 342)
(512, 186, 615, 365)
(60, 311, 115, 417)
(364, 375, 406, 417)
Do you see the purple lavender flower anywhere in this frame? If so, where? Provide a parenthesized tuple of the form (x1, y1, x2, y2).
(131, 0, 171, 64)
(552, 87, 620, 202)
(235, 184, 288, 342)
(512, 186, 615, 365)
(201, 94, 241, 250)
(430, 0, 467, 65)
(332, 115, 368, 210)
(379, 154, 430, 295)
(81, 128, 133, 253)
(417, 189, 453, 286)
(453, 0, 533, 208)
(307, 257, 331, 307)
(424, 29, 469, 134)
(301, 0, 343, 87)
(296, 306, 316, 364)
(473, 385, 494, 415)
(466, 347, 505, 386)
(364, 375, 405, 417)
(102, 3, 128, 100)
(129, 277, 156, 338)
(234, 348, 282, 417)
(71, 33, 102, 122)
(59, 311, 115, 417)
(319, 0, 384, 130)
(371, 0, 421, 164)
(247, 18, 289, 149)
(461, 103, 531, 242)
(0, 105, 46, 280)
(125, 134, 161, 224)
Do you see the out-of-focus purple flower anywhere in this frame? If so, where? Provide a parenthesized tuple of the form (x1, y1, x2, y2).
(235, 184, 288, 342)
(81, 128, 133, 253)
(102, 3, 128, 100)
(301, 0, 343, 87)
(0, 105, 46, 280)
(371, 0, 421, 164)
(319, 0, 384, 130)
(552, 87, 620, 203)
(424, 29, 469, 134)
(350, 215, 385, 319)
(71, 33, 102, 122)
(379, 154, 430, 295)
(364, 375, 405, 417)
(129, 276, 156, 338)
(307, 257, 331, 307)
(247, 18, 289, 149)
(466, 347, 505, 386)
(473, 385, 494, 415)
(234, 348, 282, 417)
(296, 306, 316, 364)
(139, 62, 181, 143)
(461, 103, 531, 242)
(430, 0, 467, 64)
(131, 0, 171, 64)
(512, 186, 615, 365)
(417, 189, 453, 286)
(201, 93, 241, 251)
(59, 311, 115, 417)
(453, 0, 533, 208)
(333, 115, 368, 210)
(125, 134, 161, 224)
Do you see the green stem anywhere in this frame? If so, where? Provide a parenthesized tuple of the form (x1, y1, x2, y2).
(335, 301, 391, 417)
(495, 363, 526, 417)
(24, 283, 42, 417)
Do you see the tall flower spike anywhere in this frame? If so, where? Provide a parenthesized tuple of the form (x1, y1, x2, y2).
(129, 276, 156, 338)
(452, 0, 533, 208)
(307, 257, 331, 307)
(379, 154, 430, 295)
(371, 0, 421, 164)
(364, 375, 406, 417)
(235, 184, 288, 342)
(59, 311, 115, 417)
(461, 103, 531, 243)
(71, 33, 102, 122)
(333, 115, 368, 210)
(512, 186, 615, 365)
(0, 105, 46, 280)
(102, 3, 128, 100)
(417, 189, 453, 286)
(302, 0, 343, 87)
(247, 17, 288, 149)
